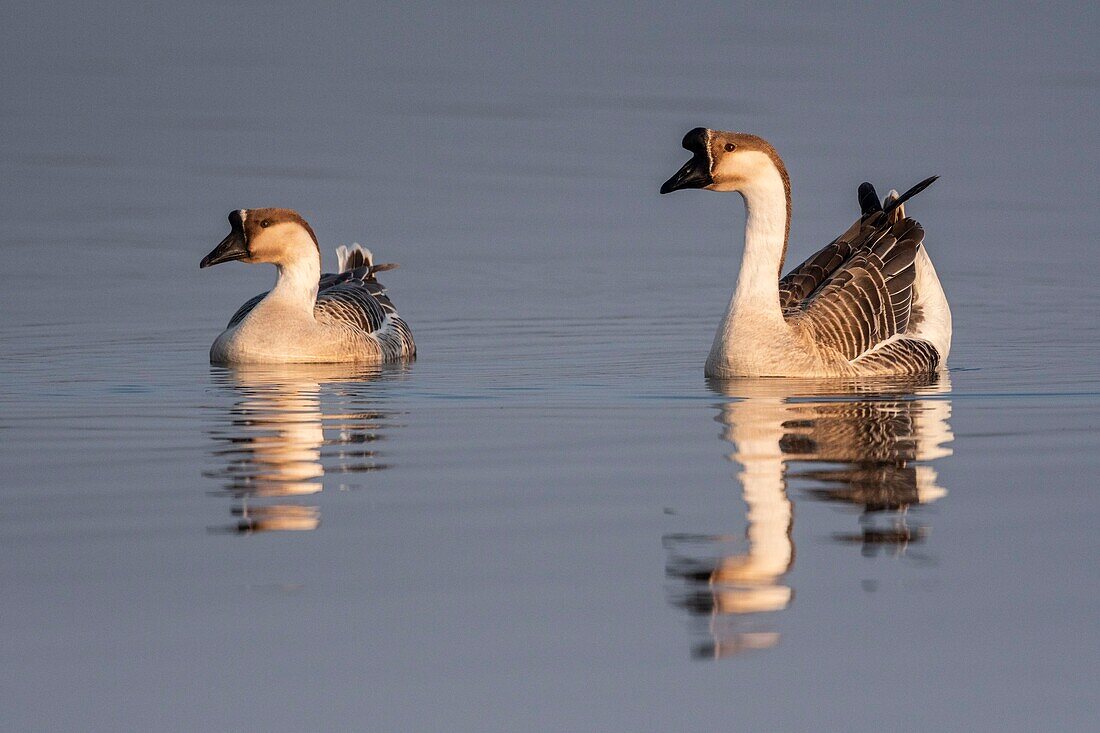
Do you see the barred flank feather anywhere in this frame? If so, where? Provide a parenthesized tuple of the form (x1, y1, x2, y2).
(854, 337, 940, 375)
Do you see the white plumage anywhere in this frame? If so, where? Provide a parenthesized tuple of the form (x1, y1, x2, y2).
(201, 208, 415, 365)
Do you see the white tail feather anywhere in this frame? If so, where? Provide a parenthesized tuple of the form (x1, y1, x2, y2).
(885, 189, 905, 221)
(335, 243, 374, 273)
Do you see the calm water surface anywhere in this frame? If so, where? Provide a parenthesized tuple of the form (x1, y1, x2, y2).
(2, 2, 1098, 730)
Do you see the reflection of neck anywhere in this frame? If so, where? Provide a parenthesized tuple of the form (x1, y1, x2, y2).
(727, 397, 793, 580)
(707, 396, 793, 617)
(243, 380, 324, 495)
(265, 255, 320, 318)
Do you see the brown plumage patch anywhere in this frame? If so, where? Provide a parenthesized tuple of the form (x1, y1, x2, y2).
(240, 208, 320, 252)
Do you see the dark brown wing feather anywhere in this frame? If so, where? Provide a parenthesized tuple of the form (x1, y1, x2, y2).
(781, 176, 936, 318)
(778, 218, 861, 314)
(784, 212, 924, 361)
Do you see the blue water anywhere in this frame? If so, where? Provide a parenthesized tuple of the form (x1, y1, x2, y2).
(1, 2, 1098, 730)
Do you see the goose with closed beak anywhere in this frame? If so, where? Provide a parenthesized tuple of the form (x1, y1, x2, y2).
(200, 208, 415, 364)
(661, 128, 951, 378)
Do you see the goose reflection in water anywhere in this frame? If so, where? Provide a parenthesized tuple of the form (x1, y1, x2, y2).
(205, 364, 401, 534)
(666, 375, 953, 659)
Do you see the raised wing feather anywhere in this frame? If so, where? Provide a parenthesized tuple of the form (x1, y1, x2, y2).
(778, 218, 861, 314)
(780, 177, 936, 317)
(785, 212, 924, 362)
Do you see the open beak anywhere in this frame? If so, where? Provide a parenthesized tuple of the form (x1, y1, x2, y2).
(660, 127, 713, 194)
(200, 214, 249, 268)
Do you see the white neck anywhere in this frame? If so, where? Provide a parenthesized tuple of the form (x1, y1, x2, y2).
(730, 170, 788, 315)
(263, 254, 320, 318)
(706, 165, 791, 375)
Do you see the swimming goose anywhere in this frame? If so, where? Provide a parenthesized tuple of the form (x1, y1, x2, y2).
(200, 208, 415, 364)
(666, 376, 953, 658)
(661, 128, 951, 378)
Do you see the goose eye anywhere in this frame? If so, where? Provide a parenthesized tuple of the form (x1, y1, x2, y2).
(260, 219, 271, 228)
(724, 143, 736, 152)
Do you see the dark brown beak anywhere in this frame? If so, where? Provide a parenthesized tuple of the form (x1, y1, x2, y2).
(660, 154, 712, 194)
(660, 127, 713, 194)
(200, 213, 249, 268)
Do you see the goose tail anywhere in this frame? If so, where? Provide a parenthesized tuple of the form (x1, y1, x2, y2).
(336, 243, 374, 273)
(883, 175, 938, 216)
(858, 182, 883, 217)
(883, 189, 905, 222)
(336, 243, 400, 281)
(860, 176, 938, 222)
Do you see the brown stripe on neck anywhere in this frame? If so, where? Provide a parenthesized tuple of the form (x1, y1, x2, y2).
(776, 156, 792, 278)
(717, 132, 793, 277)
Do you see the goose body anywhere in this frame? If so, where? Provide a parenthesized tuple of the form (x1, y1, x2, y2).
(201, 209, 414, 365)
(661, 128, 951, 378)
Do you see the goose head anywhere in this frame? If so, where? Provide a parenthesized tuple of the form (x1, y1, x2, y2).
(660, 128, 788, 195)
(201, 208, 320, 268)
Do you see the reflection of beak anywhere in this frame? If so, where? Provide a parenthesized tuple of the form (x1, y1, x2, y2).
(200, 227, 248, 268)
(660, 127, 713, 194)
